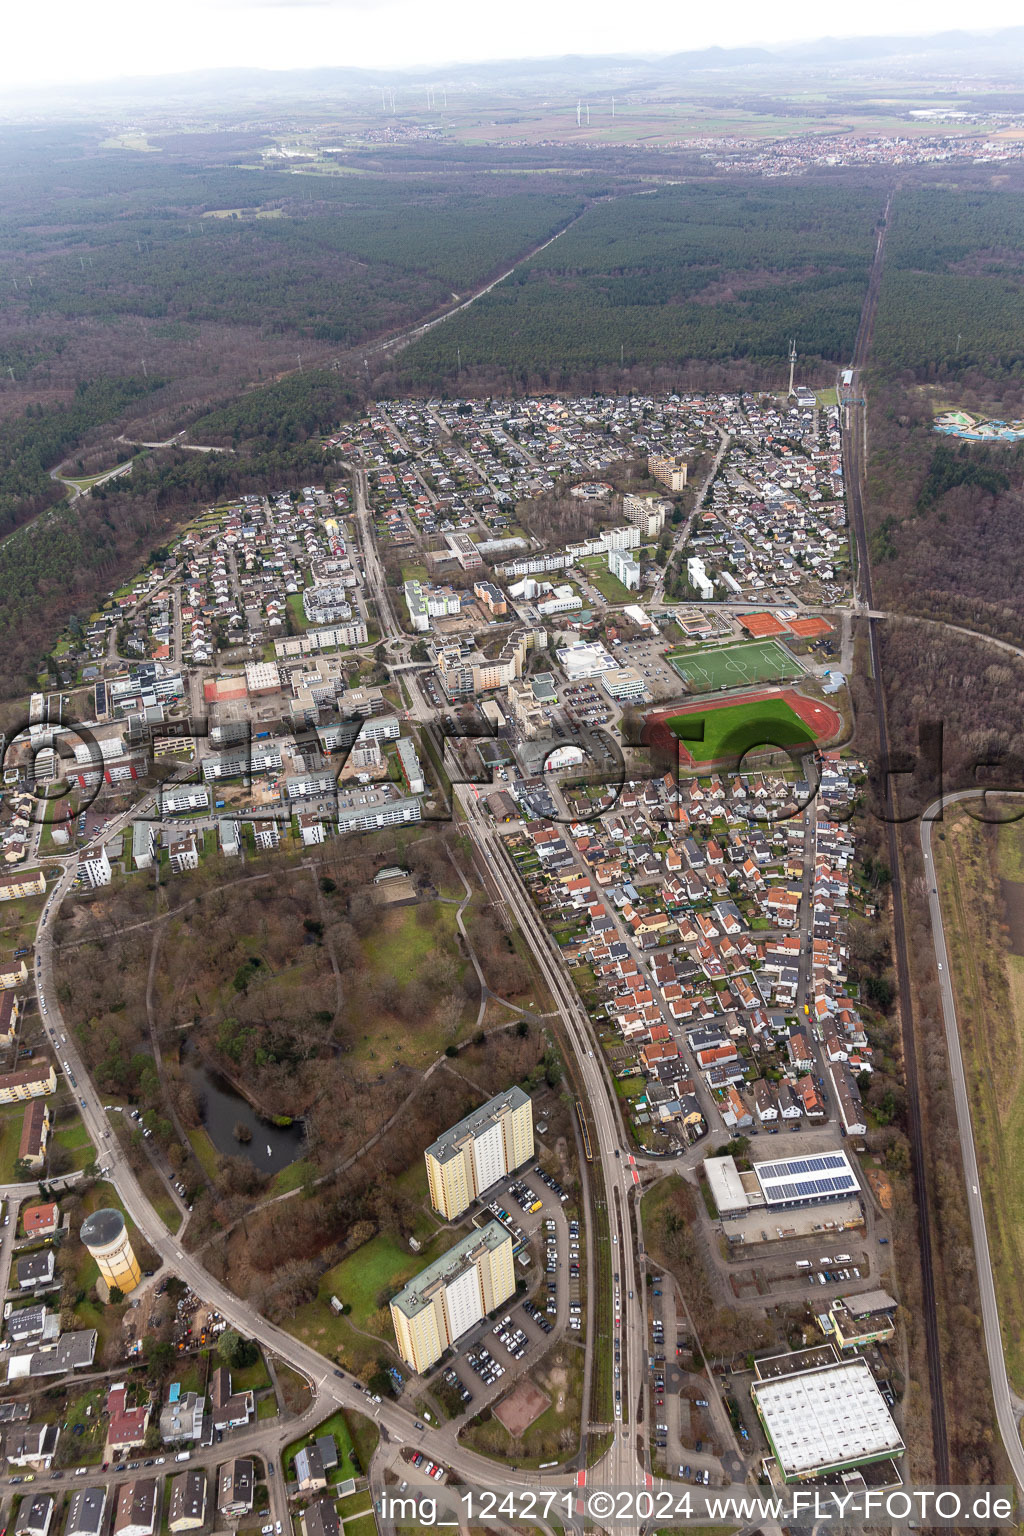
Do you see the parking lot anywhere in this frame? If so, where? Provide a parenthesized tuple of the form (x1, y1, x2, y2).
(428, 1166, 576, 1416)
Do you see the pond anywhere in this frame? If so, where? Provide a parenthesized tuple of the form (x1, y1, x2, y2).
(181, 1043, 306, 1175)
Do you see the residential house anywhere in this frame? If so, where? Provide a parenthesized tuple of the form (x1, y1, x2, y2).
(106, 1384, 151, 1455)
(209, 1367, 255, 1432)
(113, 1479, 159, 1536)
(14, 1494, 55, 1536)
(159, 1389, 205, 1445)
(300, 1500, 340, 1536)
(217, 1459, 254, 1519)
(294, 1444, 327, 1492)
(4, 1423, 60, 1468)
(16, 1251, 55, 1291)
(168, 1469, 208, 1533)
(65, 1488, 107, 1536)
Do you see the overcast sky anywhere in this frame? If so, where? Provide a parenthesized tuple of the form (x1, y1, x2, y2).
(3, 0, 1022, 90)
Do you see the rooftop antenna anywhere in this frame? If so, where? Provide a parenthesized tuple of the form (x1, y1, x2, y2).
(787, 339, 797, 398)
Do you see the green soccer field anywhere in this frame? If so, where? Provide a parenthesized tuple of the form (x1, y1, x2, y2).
(668, 639, 801, 692)
(664, 696, 814, 764)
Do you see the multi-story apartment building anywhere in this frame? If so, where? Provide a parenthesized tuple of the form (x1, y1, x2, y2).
(646, 454, 688, 493)
(608, 547, 641, 591)
(390, 1222, 515, 1373)
(425, 1086, 534, 1220)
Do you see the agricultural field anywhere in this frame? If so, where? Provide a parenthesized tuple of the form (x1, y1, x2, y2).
(667, 639, 802, 692)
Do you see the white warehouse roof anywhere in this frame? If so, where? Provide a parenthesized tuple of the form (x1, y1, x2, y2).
(752, 1358, 904, 1479)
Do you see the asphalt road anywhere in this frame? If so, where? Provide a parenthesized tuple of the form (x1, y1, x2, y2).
(920, 792, 1024, 1496)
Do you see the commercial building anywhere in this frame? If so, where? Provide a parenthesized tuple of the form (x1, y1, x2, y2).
(446, 530, 484, 571)
(556, 640, 619, 683)
(825, 1302, 896, 1351)
(608, 547, 640, 591)
(750, 1356, 904, 1482)
(390, 1222, 516, 1373)
(425, 1086, 534, 1220)
(506, 679, 546, 739)
(244, 660, 282, 696)
(79, 1209, 142, 1295)
(705, 1149, 860, 1220)
(601, 667, 646, 703)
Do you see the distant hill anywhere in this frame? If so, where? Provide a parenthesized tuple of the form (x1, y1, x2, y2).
(11, 27, 1024, 113)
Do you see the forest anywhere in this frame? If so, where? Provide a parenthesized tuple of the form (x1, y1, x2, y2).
(871, 178, 1024, 379)
(394, 178, 885, 387)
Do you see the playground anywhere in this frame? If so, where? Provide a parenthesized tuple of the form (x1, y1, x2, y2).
(645, 688, 840, 767)
(667, 639, 802, 694)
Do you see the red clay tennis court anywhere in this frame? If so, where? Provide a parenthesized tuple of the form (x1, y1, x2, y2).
(787, 616, 833, 638)
(738, 612, 787, 638)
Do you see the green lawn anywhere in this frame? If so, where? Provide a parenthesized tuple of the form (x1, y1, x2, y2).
(283, 1410, 368, 1485)
(580, 558, 634, 604)
(286, 594, 309, 632)
(287, 1223, 465, 1370)
(54, 1113, 97, 1171)
(663, 696, 814, 765)
(0, 1103, 29, 1182)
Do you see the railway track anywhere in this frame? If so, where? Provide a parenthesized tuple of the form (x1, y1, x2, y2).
(843, 189, 951, 1481)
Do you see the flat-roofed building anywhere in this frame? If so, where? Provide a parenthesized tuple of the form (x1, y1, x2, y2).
(425, 1086, 534, 1220)
(750, 1357, 904, 1483)
(390, 1222, 515, 1374)
(608, 546, 640, 591)
(647, 455, 688, 495)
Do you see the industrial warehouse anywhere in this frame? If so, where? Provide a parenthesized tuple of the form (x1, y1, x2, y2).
(750, 1354, 905, 1483)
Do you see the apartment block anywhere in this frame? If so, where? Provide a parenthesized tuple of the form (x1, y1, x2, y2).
(425, 1085, 534, 1220)
(390, 1222, 515, 1373)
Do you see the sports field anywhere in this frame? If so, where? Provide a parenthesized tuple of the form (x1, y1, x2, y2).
(645, 688, 840, 767)
(668, 639, 801, 693)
